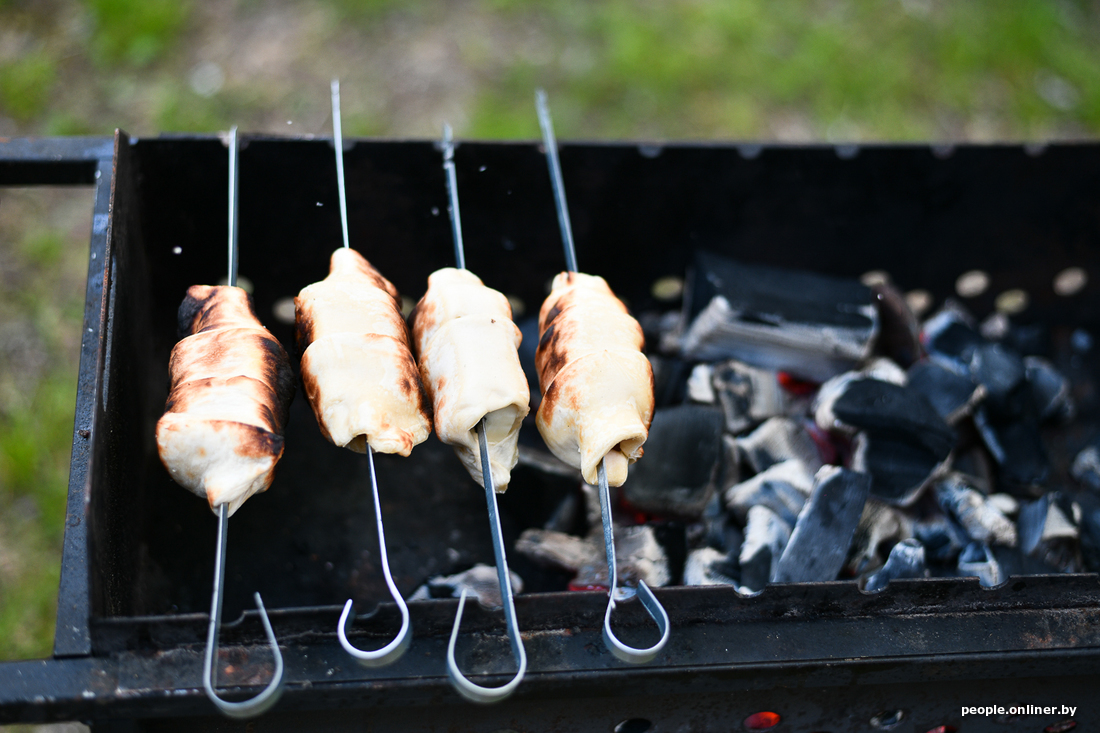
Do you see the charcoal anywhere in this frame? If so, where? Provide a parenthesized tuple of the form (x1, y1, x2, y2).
(922, 305, 982, 367)
(817, 374, 956, 506)
(711, 359, 809, 433)
(969, 342, 1028, 418)
(516, 445, 583, 481)
(907, 359, 984, 423)
(580, 482, 602, 532)
(514, 524, 671, 590)
(986, 493, 1020, 517)
(864, 538, 927, 591)
(718, 433, 741, 489)
(972, 407, 1050, 493)
(952, 446, 995, 494)
(957, 543, 1003, 587)
(611, 525, 673, 588)
(738, 505, 791, 593)
(913, 515, 969, 563)
(543, 491, 582, 533)
(988, 543, 1052, 578)
(1073, 492, 1100, 571)
(686, 363, 716, 403)
(623, 404, 725, 519)
(1019, 493, 1078, 549)
(513, 529, 594, 576)
(816, 378, 956, 459)
(683, 547, 740, 587)
(681, 251, 878, 381)
(639, 310, 684, 353)
(724, 459, 814, 526)
(1017, 493, 1081, 572)
(650, 354, 692, 408)
(701, 490, 744, 553)
(647, 522, 688, 586)
(926, 304, 1040, 422)
(868, 278, 922, 368)
(654, 310, 687, 354)
(413, 564, 524, 609)
(1002, 321, 1050, 358)
(850, 431, 949, 506)
(1024, 356, 1073, 422)
(1071, 446, 1100, 492)
(812, 372, 890, 429)
(736, 417, 823, 474)
(860, 357, 910, 386)
(934, 474, 1017, 546)
(847, 497, 913, 575)
(773, 466, 872, 583)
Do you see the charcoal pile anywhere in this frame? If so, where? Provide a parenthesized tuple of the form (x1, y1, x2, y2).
(516, 250, 1100, 594)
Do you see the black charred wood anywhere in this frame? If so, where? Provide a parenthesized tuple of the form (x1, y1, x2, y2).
(824, 378, 956, 458)
(907, 359, 984, 423)
(957, 542, 1003, 587)
(736, 417, 823, 475)
(623, 404, 725, 519)
(914, 515, 970, 563)
(724, 459, 813, 526)
(773, 467, 871, 583)
(864, 538, 927, 591)
(868, 279, 922, 368)
(973, 407, 1050, 494)
(738, 505, 790, 593)
(681, 251, 878, 381)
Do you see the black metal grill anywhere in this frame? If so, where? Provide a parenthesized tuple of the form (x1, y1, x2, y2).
(3, 133, 1100, 732)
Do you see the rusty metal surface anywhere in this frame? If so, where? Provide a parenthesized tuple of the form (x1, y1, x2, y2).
(7, 577, 1100, 723)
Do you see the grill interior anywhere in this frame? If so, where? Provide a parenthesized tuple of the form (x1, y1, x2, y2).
(90, 137, 1100, 627)
(6, 134, 1099, 730)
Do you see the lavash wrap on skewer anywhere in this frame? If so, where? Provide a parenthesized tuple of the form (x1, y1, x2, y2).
(535, 271, 654, 487)
(410, 267, 530, 491)
(295, 247, 431, 456)
(157, 285, 295, 516)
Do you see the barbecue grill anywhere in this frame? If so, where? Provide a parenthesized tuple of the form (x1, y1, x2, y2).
(2, 132, 1100, 732)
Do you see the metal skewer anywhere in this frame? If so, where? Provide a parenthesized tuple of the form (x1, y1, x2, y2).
(332, 80, 350, 252)
(535, 91, 577, 274)
(535, 90, 671, 664)
(329, 80, 412, 666)
(203, 126, 287, 718)
(443, 124, 465, 271)
(440, 123, 528, 703)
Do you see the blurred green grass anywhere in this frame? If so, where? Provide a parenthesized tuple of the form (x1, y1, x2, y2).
(0, 212, 86, 660)
(0, 0, 1099, 674)
(86, 0, 191, 67)
(2, 0, 1099, 140)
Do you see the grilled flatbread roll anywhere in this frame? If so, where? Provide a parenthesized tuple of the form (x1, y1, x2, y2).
(296, 247, 430, 456)
(411, 268, 530, 491)
(156, 285, 295, 516)
(535, 272, 654, 487)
